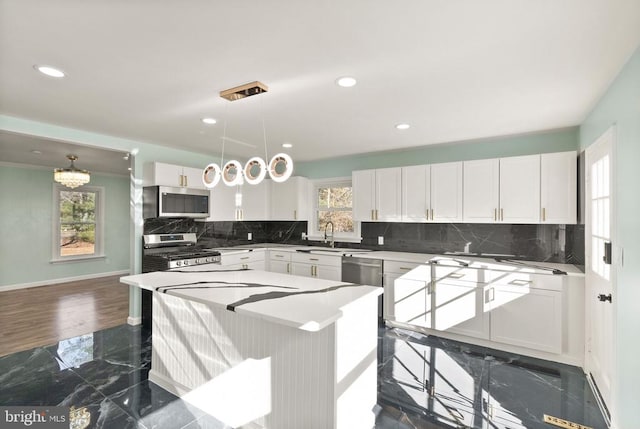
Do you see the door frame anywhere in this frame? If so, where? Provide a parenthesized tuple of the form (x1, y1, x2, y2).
(584, 125, 617, 427)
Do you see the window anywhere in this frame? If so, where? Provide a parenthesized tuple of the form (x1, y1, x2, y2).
(311, 179, 359, 241)
(53, 185, 104, 261)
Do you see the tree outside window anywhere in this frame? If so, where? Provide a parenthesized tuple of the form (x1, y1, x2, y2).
(316, 183, 353, 234)
(58, 189, 98, 257)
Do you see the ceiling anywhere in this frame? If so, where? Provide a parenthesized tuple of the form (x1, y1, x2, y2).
(1, 1, 639, 172)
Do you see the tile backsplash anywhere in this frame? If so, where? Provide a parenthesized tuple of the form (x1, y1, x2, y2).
(143, 219, 584, 267)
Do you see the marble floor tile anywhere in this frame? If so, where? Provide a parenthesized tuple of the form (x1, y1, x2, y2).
(1, 323, 607, 429)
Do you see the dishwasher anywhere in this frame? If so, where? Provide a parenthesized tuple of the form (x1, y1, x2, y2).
(341, 256, 384, 323)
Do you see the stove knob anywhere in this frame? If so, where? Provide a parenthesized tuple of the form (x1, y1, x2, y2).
(195, 259, 200, 264)
(176, 261, 182, 267)
(183, 260, 189, 266)
(206, 257, 212, 263)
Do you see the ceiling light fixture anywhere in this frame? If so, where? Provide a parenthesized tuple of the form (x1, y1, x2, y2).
(34, 65, 66, 78)
(282, 143, 293, 149)
(201, 117, 217, 125)
(54, 155, 90, 189)
(395, 123, 411, 130)
(202, 81, 294, 188)
(336, 76, 357, 88)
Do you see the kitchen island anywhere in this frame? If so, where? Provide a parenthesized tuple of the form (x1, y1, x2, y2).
(120, 264, 382, 429)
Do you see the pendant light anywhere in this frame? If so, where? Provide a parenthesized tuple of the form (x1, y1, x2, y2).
(54, 155, 91, 189)
(202, 81, 293, 188)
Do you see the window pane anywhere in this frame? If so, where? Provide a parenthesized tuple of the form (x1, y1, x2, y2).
(60, 223, 95, 256)
(60, 191, 96, 222)
(317, 186, 352, 209)
(317, 210, 354, 233)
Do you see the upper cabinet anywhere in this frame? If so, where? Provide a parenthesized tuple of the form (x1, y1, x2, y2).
(401, 162, 463, 222)
(353, 168, 402, 221)
(270, 176, 311, 221)
(144, 162, 205, 189)
(540, 151, 577, 224)
(499, 154, 541, 223)
(462, 152, 576, 224)
(463, 159, 500, 223)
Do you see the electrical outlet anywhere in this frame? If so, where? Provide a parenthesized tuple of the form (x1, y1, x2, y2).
(378, 236, 384, 245)
(247, 232, 252, 240)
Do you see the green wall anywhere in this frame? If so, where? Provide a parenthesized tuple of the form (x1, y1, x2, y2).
(296, 127, 578, 178)
(579, 45, 640, 428)
(0, 165, 130, 287)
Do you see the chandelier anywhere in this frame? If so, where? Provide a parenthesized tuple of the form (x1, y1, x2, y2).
(202, 81, 293, 188)
(54, 155, 91, 189)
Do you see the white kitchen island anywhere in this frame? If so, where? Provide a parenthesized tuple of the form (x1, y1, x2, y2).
(120, 265, 382, 429)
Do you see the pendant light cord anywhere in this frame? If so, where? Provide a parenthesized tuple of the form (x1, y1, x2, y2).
(261, 95, 268, 161)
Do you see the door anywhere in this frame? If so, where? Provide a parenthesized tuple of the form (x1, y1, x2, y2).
(462, 158, 499, 223)
(585, 127, 615, 422)
(401, 164, 430, 222)
(540, 151, 577, 224)
(430, 162, 463, 222)
(499, 154, 540, 223)
(352, 169, 376, 221)
(375, 167, 402, 221)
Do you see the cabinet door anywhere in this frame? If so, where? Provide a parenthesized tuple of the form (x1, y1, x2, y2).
(463, 159, 499, 223)
(270, 177, 309, 221)
(209, 184, 238, 221)
(269, 259, 291, 274)
(375, 167, 402, 221)
(393, 277, 430, 328)
(315, 264, 341, 281)
(430, 162, 463, 222)
(499, 154, 540, 223)
(182, 166, 205, 189)
(290, 262, 313, 278)
(149, 162, 182, 187)
(487, 285, 562, 353)
(433, 282, 489, 339)
(240, 180, 270, 221)
(353, 169, 376, 221)
(401, 165, 430, 222)
(541, 151, 577, 224)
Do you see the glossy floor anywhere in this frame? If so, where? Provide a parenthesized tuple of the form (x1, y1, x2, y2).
(0, 324, 606, 429)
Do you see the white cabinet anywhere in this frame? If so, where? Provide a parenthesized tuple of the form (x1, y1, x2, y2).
(384, 261, 430, 327)
(144, 162, 205, 189)
(270, 176, 310, 221)
(430, 162, 463, 222)
(432, 266, 489, 339)
(540, 151, 577, 224)
(268, 250, 292, 274)
(219, 250, 266, 271)
(290, 252, 342, 281)
(238, 180, 271, 221)
(353, 168, 402, 221)
(499, 154, 541, 223)
(463, 159, 500, 223)
(208, 184, 238, 221)
(401, 165, 430, 222)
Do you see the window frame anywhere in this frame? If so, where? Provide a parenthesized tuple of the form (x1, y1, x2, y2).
(51, 184, 106, 263)
(307, 177, 361, 243)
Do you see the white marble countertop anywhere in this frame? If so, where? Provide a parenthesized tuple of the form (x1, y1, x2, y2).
(120, 264, 382, 332)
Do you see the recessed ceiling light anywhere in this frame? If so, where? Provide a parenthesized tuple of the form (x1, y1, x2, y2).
(31, 150, 42, 154)
(34, 65, 65, 78)
(201, 117, 217, 125)
(336, 76, 357, 88)
(282, 143, 293, 148)
(395, 123, 411, 130)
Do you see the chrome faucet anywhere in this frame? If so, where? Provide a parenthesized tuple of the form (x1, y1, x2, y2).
(464, 242, 472, 253)
(324, 221, 335, 248)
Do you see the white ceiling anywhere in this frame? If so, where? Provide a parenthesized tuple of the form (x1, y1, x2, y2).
(1, 0, 639, 172)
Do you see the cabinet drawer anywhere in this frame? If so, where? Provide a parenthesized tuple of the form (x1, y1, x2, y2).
(433, 266, 482, 286)
(220, 251, 265, 266)
(384, 260, 424, 275)
(290, 252, 341, 267)
(484, 270, 563, 292)
(269, 250, 292, 261)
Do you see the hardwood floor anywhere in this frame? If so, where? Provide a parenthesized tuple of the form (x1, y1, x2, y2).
(0, 275, 130, 357)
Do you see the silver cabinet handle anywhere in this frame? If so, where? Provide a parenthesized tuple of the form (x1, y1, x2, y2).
(240, 256, 250, 260)
(286, 262, 290, 273)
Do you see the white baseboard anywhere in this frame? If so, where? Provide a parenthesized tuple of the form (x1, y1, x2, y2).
(127, 316, 142, 326)
(0, 270, 131, 292)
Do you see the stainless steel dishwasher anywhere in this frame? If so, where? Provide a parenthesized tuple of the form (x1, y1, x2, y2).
(341, 256, 383, 322)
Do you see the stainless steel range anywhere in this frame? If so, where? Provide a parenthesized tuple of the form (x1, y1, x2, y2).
(142, 233, 221, 272)
(141, 233, 221, 328)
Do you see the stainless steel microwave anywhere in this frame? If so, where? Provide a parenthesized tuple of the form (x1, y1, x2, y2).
(143, 186, 210, 219)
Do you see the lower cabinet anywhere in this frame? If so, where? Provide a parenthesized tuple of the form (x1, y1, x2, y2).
(267, 250, 341, 281)
(219, 250, 266, 271)
(386, 263, 563, 355)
